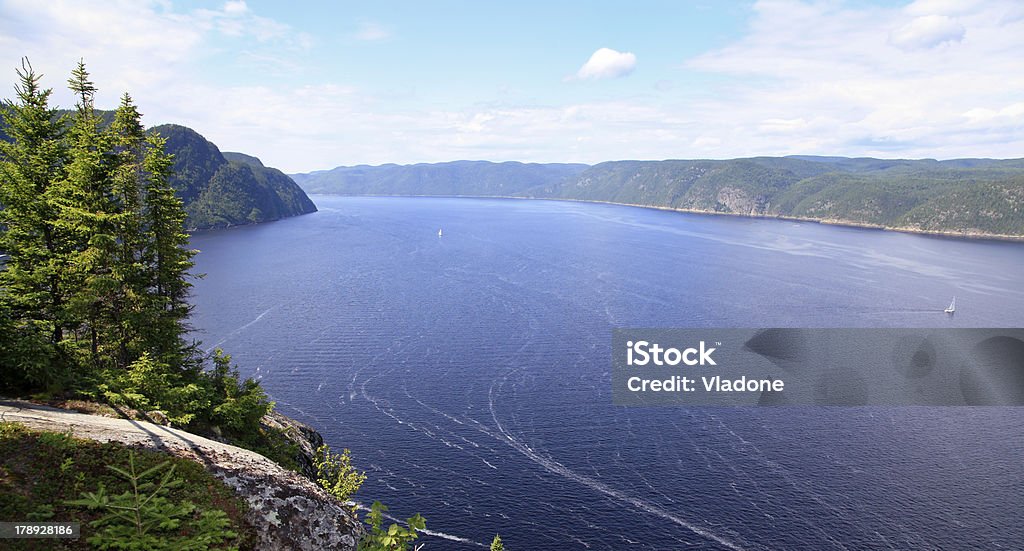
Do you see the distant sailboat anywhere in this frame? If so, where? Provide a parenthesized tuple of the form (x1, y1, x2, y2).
(438, 228, 443, 237)
(944, 296, 956, 314)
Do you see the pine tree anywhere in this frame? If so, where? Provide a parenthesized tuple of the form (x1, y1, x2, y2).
(1, 59, 244, 428)
(491, 534, 504, 551)
(59, 59, 119, 372)
(0, 58, 70, 387)
(106, 92, 150, 368)
(140, 130, 196, 367)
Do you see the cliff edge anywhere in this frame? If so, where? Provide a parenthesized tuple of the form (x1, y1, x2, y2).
(0, 400, 361, 551)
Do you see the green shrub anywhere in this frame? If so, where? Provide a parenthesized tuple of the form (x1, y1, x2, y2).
(91, 348, 271, 441)
(206, 349, 270, 435)
(358, 501, 426, 551)
(2, 425, 256, 548)
(66, 450, 237, 550)
(314, 445, 366, 503)
(94, 353, 210, 426)
(37, 429, 76, 452)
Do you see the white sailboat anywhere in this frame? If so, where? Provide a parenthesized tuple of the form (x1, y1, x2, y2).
(438, 228, 443, 237)
(944, 296, 956, 314)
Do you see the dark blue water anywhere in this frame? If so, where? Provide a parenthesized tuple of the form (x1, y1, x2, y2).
(189, 196, 1024, 550)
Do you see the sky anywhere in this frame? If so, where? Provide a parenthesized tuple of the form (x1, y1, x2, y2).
(1, 0, 1022, 173)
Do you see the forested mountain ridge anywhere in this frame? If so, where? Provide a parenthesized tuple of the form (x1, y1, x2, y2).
(150, 124, 317, 229)
(291, 160, 588, 196)
(0, 112, 317, 230)
(541, 157, 1024, 236)
(296, 156, 1024, 238)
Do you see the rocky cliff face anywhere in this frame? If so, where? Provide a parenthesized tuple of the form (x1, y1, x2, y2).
(262, 409, 324, 481)
(715, 186, 770, 215)
(0, 401, 362, 551)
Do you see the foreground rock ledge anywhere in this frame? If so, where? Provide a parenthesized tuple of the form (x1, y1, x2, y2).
(0, 400, 361, 551)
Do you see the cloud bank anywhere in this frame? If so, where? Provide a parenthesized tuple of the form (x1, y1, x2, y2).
(1, 0, 1022, 172)
(888, 14, 965, 50)
(681, 0, 1024, 160)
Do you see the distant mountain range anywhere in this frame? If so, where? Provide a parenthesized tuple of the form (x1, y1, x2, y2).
(1, 113, 317, 231)
(292, 160, 588, 197)
(292, 156, 1024, 238)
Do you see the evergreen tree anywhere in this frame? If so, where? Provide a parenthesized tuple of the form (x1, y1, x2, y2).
(59, 59, 119, 372)
(106, 92, 150, 368)
(140, 130, 196, 367)
(0, 58, 69, 387)
(1, 59, 265, 439)
(491, 534, 504, 551)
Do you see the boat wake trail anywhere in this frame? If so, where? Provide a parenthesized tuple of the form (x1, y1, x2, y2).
(205, 306, 276, 352)
(355, 503, 488, 548)
(874, 309, 944, 315)
(486, 375, 752, 551)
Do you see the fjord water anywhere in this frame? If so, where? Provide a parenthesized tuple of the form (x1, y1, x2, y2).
(189, 196, 1024, 550)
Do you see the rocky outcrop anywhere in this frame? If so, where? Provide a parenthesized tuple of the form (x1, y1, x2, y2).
(262, 409, 324, 480)
(715, 186, 769, 215)
(0, 400, 362, 551)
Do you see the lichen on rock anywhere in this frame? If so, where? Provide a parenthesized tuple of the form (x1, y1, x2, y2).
(0, 400, 363, 551)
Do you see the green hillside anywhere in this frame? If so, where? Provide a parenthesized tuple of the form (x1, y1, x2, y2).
(0, 110, 316, 230)
(292, 160, 588, 196)
(295, 156, 1024, 237)
(148, 124, 316, 229)
(538, 158, 1024, 236)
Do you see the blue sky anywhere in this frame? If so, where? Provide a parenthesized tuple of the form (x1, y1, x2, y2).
(190, 2, 748, 106)
(1, 0, 1022, 172)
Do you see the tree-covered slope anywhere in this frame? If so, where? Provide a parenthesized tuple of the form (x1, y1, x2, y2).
(297, 156, 1024, 237)
(292, 160, 588, 196)
(149, 124, 317, 229)
(537, 157, 1024, 235)
(1, 110, 316, 230)
(223, 151, 318, 218)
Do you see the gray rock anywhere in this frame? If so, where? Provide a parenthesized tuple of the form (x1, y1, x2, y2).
(146, 410, 171, 426)
(261, 409, 324, 480)
(0, 400, 363, 550)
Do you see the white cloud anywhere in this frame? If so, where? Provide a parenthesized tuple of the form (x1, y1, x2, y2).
(0, 0, 324, 167)
(962, 102, 1024, 124)
(691, 136, 721, 149)
(187, 1, 1023, 168)
(573, 48, 637, 80)
(758, 118, 809, 134)
(353, 21, 391, 41)
(0, 0, 310, 102)
(905, 0, 980, 17)
(888, 15, 965, 50)
(0, 1, 202, 99)
(680, 0, 1024, 160)
(222, 1, 249, 16)
(192, 2, 297, 44)
(2, 0, 1022, 172)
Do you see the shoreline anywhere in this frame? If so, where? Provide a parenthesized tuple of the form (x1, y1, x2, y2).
(305, 192, 1024, 243)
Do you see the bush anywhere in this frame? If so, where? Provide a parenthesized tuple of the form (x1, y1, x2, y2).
(358, 501, 426, 551)
(0, 426, 254, 549)
(314, 445, 366, 503)
(66, 450, 237, 550)
(205, 349, 271, 435)
(92, 348, 271, 440)
(94, 353, 210, 426)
